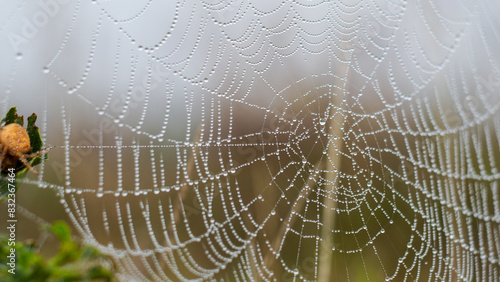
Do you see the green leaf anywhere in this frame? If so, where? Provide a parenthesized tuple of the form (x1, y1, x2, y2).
(1, 106, 23, 126)
(27, 113, 44, 153)
(48, 221, 72, 243)
(86, 265, 113, 281)
(0, 221, 114, 280)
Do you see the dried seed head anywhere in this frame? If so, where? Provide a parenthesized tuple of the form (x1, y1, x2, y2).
(0, 123, 31, 156)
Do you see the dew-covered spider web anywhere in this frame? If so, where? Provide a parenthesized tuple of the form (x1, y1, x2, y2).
(1, 0, 500, 281)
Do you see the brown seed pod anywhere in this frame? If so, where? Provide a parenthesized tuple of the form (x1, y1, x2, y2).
(0, 123, 53, 176)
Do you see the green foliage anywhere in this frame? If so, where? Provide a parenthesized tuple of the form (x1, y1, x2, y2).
(0, 107, 48, 201)
(0, 221, 114, 281)
(1, 107, 24, 126)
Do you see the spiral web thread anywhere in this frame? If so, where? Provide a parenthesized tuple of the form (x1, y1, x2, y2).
(1, 0, 500, 280)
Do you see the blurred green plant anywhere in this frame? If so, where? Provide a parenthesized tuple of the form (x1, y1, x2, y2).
(0, 221, 114, 281)
(0, 107, 48, 201)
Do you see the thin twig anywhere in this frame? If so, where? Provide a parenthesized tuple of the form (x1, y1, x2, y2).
(263, 160, 324, 271)
(318, 97, 345, 280)
(171, 126, 203, 226)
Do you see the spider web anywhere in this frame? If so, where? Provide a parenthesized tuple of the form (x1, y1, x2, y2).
(1, 0, 500, 280)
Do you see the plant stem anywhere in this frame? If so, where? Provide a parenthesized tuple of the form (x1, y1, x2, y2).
(263, 160, 323, 272)
(318, 85, 346, 281)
